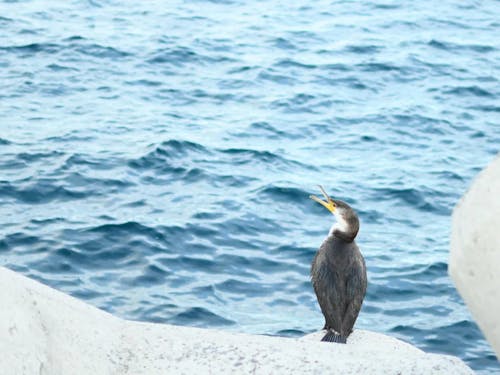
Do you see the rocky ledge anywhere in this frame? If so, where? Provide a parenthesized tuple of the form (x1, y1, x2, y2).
(0, 266, 472, 374)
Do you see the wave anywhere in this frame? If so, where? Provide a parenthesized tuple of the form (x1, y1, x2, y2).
(147, 46, 233, 66)
(0, 42, 60, 54)
(371, 187, 449, 214)
(443, 86, 494, 98)
(256, 185, 311, 205)
(428, 39, 495, 53)
(73, 43, 130, 59)
(0, 179, 87, 204)
(343, 45, 382, 54)
(132, 139, 208, 164)
(170, 307, 235, 327)
(273, 58, 317, 70)
(0, 39, 130, 60)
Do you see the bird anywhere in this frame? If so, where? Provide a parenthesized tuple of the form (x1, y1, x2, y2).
(309, 185, 367, 343)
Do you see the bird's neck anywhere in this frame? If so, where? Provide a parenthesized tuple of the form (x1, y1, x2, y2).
(328, 216, 359, 243)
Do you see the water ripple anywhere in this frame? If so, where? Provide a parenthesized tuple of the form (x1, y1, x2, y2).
(1, 1, 499, 373)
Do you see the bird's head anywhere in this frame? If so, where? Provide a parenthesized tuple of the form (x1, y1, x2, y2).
(310, 185, 359, 241)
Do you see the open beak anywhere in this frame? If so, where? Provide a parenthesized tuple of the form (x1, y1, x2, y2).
(310, 185, 336, 214)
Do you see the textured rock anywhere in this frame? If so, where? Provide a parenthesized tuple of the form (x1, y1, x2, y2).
(0, 266, 473, 374)
(450, 154, 500, 358)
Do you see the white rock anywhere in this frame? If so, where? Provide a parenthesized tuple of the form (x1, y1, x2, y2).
(450, 154, 500, 358)
(0, 266, 473, 374)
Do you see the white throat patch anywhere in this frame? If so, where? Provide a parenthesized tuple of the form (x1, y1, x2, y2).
(329, 215, 348, 236)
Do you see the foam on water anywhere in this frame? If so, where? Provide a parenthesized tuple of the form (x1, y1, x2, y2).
(0, 0, 499, 372)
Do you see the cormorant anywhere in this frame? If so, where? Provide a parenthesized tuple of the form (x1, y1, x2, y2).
(310, 185, 367, 343)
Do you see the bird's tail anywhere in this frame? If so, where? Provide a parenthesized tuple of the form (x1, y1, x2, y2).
(321, 330, 347, 344)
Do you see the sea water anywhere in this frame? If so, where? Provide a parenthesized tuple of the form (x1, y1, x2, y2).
(0, 0, 499, 372)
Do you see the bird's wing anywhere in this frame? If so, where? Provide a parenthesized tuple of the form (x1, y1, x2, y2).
(341, 255, 367, 335)
(312, 258, 343, 333)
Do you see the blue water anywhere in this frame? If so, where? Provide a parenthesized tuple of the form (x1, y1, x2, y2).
(1, 0, 499, 372)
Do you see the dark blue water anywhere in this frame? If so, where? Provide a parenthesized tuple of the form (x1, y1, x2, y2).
(1, 0, 499, 372)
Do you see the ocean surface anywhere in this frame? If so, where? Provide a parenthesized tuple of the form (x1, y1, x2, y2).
(1, 0, 499, 372)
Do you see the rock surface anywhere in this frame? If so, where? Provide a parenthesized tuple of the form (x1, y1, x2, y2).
(450, 154, 500, 358)
(0, 266, 473, 374)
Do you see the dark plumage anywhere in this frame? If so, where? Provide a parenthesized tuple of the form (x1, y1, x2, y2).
(310, 187, 367, 344)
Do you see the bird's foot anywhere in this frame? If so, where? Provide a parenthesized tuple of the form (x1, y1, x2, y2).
(321, 329, 347, 344)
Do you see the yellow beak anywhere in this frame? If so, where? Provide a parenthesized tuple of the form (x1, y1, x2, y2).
(310, 185, 336, 214)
